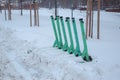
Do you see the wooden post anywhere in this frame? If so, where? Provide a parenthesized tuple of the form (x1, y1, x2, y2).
(4, 2, 7, 20)
(97, 0, 100, 39)
(0, 2, 1, 13)
(30, 0, 32, 26)
(36, 2, 39, 26)
(88, 0, 92, 37)
(86, 0, 94, 39)
(20, 0, 23, 16)
(86, 0, 89, 39)
(8, 0, 11, 20)
(30, 0, 39, 27)
(86, 0, 100, 39)
(34, 1, 37, 26)
(91, 0, 94, 38)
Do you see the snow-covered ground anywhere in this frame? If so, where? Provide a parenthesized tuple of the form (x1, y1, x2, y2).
(0, 8, 120, 80)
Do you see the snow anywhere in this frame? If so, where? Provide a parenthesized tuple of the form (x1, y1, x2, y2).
(0, 8, 120, 80)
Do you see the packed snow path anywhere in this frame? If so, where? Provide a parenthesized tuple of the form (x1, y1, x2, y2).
(0, 26, 101, 80)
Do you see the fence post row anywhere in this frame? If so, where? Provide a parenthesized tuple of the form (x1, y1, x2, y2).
(51, 16, 92, 62)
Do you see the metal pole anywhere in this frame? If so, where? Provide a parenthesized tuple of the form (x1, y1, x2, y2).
(66, 17, 74, 54)
(56, 16, 63, 49)
(60, 16, 68, 51)
(79, 19, 92, 61)
(72, 18, 81, 56)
